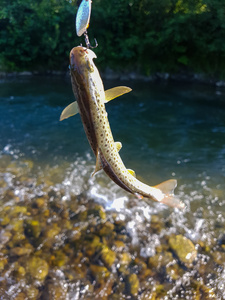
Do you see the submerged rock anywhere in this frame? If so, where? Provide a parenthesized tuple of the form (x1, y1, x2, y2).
(13, 264, 26, 280)
(25, 256, 49, 281)
(0, 231, 12, 248)
(168, 234, 197, 266)
(52, 250, 69, 267)
(148, 251, 174, 270)
(197, 285, 216, 299)
(118, 252, 132, 274)
(44, 283, 67, 300)
(100, 245, 116, 268)
(166, 262, 184, 280)
(0, 255, 8, 272)
(98, 221, 115, 236)
(10, 219, 24, 233)
(35, 197, 47, 208)
(150, 215, 164, 233)
(0, 216, 10, 226)
(0, 155, 223, 299)
(25, 219, 42, 239)
(90, 264, 110, 284)
(84, 234, 101, 257)
(14, 292, 27, 300)
(44, 223, 61, 239)
(10, 206, 27, 216)
(126, 273, 140, 296)
(10, 246, 33, 256)
(87, 204, 106, 221)
(26, 286, 39, 299)
(212, 251, 225, 265)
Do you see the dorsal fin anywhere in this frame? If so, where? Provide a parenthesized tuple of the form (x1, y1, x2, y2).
(60, 101, 79, 121)
(104, 86, 132, 103)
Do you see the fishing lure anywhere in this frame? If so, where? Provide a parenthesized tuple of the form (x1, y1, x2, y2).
(76, 0, 91, 37)
(75, 0, 97, 48)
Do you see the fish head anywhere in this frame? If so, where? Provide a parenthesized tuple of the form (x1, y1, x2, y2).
(70, 46, 97, 74)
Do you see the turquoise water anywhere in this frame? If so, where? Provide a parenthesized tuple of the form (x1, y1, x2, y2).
(1, 77, 225, 194)
(0, 76, 225, 298)
(1, 76, 225, 215)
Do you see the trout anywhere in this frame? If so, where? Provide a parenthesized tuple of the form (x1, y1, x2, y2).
(60, 46, 185, 209)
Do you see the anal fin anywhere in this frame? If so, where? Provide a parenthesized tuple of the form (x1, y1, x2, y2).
(92, 151, 103, 176)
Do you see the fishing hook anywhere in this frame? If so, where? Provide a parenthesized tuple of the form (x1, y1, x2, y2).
(84, 30, 98, 49)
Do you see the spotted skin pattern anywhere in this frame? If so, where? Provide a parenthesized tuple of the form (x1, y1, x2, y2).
(68, 46, 185, 209)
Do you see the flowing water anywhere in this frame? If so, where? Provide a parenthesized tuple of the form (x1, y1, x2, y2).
(0, 76, 225, 299)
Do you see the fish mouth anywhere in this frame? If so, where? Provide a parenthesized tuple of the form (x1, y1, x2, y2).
(70, 46, 97, 71)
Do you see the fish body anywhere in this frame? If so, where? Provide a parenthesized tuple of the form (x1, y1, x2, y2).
(76, 0, 91, 36)
(61, 46, 185, 210)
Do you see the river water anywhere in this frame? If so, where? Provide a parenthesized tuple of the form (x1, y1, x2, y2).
(0, 76, 225, 299)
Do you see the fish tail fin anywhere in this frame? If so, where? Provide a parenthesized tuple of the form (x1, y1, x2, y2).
(154, 179, 177, 195)
(160, 195, 185, 210)
(155, 179, 185, 210)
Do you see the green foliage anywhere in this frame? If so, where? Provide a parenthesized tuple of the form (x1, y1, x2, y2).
(0, 0, 78, 71)
(0, 0, 225, 78)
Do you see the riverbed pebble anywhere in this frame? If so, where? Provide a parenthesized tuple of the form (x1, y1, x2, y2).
(168, 234, 197, 266)
(0, 157, 223, 299)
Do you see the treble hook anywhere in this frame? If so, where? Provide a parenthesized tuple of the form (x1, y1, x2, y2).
(84, 30, 98, 49)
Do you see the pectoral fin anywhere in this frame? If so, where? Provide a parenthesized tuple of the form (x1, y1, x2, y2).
(128, 169, 136, 177)
(60, 101, 79, 121)
(104, 86, 132, 103)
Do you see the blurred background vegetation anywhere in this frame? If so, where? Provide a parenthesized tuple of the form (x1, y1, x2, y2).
(0, 0, 225, 78)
